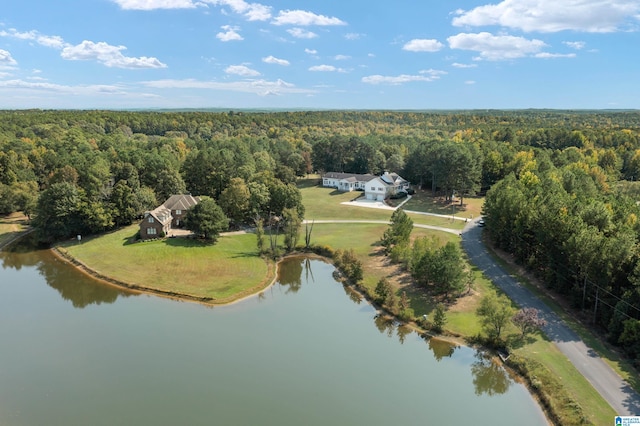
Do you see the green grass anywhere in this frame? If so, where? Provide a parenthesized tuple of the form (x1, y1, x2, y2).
(0, 213, 29, 248)
(397, 187, 484, 220)
(59, 225, 270, 302)
(299, 177, 466, 230)
(512, 338, 615, 425)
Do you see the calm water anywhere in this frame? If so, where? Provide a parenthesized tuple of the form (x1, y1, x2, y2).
(0, 247, 547, 425)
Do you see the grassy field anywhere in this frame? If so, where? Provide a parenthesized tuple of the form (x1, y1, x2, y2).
(0, 213, 29, 248)
(59, 225, 270, 302)
(299, 177, 466, 230)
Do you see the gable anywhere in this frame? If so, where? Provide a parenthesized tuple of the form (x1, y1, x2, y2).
(163, 194, 199, 211)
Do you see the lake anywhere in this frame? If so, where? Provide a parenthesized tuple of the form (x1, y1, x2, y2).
(0, 246, 547, 425)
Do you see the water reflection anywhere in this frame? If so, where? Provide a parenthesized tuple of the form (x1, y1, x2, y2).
(428, 337, 459, 361)
(471, 351, 512, 396)
(1, 240, 134, 309)
(277, 257, 303, 293)
(1, 236, 42, 270)
(396, 324, 412, 344)
(374, 314, 396, 337)
(342, 285, 363, 304)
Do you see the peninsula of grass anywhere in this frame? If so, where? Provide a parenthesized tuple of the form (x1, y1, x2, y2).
(57, 225, 270, 303)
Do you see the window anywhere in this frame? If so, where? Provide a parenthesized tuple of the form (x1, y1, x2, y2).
(175, 209, 182, 215)
(378, 187, 383, 191)
(148, 217, 154, 223)
(147, 228, 157, 235)
(370, 186, 375, 191)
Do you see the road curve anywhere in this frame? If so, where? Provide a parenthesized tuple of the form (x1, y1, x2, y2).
(461, 219, 640, 416)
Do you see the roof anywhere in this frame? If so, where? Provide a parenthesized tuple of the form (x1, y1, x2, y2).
(380, 171, 407, 185)
(322, 172, 375, 182)
(147, 205, 172, 225)
(163, 194, 199, 211)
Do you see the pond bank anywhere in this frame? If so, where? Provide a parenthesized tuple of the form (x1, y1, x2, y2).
(51, 245, 277, 306)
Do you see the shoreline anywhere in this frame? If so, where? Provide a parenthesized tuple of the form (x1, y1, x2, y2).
(51, 245, 278, 307)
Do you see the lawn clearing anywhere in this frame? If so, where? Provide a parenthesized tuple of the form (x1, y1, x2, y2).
(299, 177, 466, 230)
(59, 225, 270, 302)
(0, 213, 29, 248)
(398, 187, 484, 220)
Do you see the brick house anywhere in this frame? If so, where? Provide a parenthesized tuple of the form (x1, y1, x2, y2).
(139, 194, 199, 240)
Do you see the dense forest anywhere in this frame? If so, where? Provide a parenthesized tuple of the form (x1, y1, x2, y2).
(2, 109, 640, 362)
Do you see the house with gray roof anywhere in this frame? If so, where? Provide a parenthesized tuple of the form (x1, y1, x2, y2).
(321, 171, 410, 201)
(138, 194, 199, 240)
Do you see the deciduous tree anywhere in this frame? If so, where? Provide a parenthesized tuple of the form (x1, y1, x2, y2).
(183, 197, 229, 242)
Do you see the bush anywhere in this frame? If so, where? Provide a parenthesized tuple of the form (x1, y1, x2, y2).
(398, 308, 415, 322)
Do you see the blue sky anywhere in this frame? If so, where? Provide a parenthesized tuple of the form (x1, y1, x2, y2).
(1, 0, 639, 109)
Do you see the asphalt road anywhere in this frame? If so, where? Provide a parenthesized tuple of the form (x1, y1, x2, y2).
(462, 219, 640, 417)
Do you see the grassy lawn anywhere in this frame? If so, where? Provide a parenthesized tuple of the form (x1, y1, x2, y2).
(299, 177, 466, 230)
(400, 187, 484, 220)
(59, 225, 270, 302)
(0, 213, 29, 248)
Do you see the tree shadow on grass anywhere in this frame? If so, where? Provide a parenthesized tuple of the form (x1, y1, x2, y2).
(231, 252, 259, 258)
(121, 234, 139, 246)
(506, 332, 539, 350)
(163, 237, 208, 248)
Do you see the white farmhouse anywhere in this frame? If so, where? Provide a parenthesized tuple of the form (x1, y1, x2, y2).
(322, 172, 375, 192)
(322, 171, 410, 201)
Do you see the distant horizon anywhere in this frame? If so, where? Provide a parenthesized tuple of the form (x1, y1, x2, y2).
(2, 0, 640, 110)
(2, 107, 639, 113)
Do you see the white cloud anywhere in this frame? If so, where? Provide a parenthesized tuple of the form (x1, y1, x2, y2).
(452, 0, 640, 33)
(0, 28, 68, 49)
(362, 71, 444, 85)
(304, 48, 318, 55)
(61, 40, 167, 68)
(111, 0, 198, 10)
(287, 28, 318, 39)
(0, 29, 36, 40)
(1, 28, 165, 69)
(448, 32, 546, 60)
(0, 78, 128, 95)
(334, 55, 351, 60)
(564, 41, 586, 50)
(345, 33, 364, 40)
(452, 62, 478, 68)
(465, 80, 476, 84)
(225, 64, 261, 76)
(534, 52, 577, 58)
(143, 78, 315, 96)
(217, 25, 243, 41)
(210, 0, 271, 21)
(402, 39, 444, 52)
(262, 55, 290, 66)
(272, 10, 347, 26)
(421, 69, 447, 77)
(0, 49, 18, 67)
(309, 64, 346, 72)
(37, 35, 67, 49)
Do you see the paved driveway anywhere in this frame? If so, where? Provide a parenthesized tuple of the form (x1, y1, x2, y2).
(462, 219, 640, 416)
